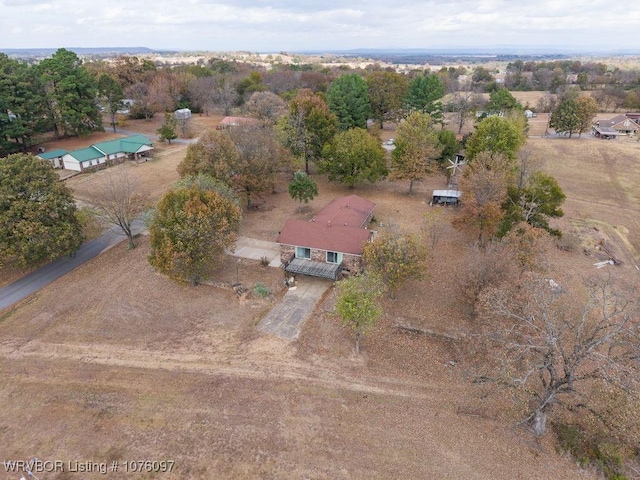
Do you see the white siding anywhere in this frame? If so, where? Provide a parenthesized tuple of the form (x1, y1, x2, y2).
(62, 155, 82, 171)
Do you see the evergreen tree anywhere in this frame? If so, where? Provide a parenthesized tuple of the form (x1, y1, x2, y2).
(38, 48, 103, 138)
(549, 98, 580, 137)
(486, 88, 523, 115)
(326, 74, 371, 130)
(0, 54, 50, 155)
(500, 172, 566, 237)
(288, 171, 318, 209)
(404, 72, 445, 120)
(366, 71, 409, 128)
(157, 112, 178, 143)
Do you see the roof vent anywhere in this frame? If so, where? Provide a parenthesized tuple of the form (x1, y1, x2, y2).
(327, 221, 331, 228)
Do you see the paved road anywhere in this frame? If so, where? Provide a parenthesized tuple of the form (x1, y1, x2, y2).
(0, 221, 145, 312)
(258, 277, 332, 340)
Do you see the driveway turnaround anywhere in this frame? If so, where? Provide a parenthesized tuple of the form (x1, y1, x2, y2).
(231, 236, 281, 267)
(258, 276, 332, 340)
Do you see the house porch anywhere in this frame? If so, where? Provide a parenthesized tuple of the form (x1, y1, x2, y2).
(284, 257, 342, 281)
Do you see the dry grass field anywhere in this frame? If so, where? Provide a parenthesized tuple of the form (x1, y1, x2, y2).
(0, 226, 591, 480)
(2, 109, 639, 478)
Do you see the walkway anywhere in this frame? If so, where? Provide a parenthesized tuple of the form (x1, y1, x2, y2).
(258, 276, 332, 340)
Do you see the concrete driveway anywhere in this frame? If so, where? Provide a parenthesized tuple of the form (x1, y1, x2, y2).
(231, 236, 281, 267)
(258, 276, 332, 340)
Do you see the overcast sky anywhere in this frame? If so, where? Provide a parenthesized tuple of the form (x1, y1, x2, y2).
(2, 0, 639, 53)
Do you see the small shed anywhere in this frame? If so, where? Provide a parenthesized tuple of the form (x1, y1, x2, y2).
(431, 189, 461, 206)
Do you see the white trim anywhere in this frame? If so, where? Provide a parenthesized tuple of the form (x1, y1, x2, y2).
(326, 251, 342, 264)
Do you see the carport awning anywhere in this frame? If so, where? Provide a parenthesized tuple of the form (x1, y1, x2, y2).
(285, 258, 341, 280)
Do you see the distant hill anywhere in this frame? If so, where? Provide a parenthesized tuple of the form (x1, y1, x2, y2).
(0, 47, 161, 58)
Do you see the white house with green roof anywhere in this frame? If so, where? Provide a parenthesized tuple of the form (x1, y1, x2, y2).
(61, 134, 153, 171)
(36, 149, 68, 169)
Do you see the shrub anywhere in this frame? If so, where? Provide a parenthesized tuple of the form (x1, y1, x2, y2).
(554, 423, 628, 480)
(253, 282, 271, 298)
(260, 256, 270, 267)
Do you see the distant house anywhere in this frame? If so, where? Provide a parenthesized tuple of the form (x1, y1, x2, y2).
(595, 115, 639, 136)
(216, 116, 258, 129)
(37, 149, 67, 169)
(277, 195, 376, 281)
(61, 135, 153, 172)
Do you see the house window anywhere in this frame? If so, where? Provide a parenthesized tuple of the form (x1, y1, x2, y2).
(295, 247, 311, 259)
(326, 251, 342, 264)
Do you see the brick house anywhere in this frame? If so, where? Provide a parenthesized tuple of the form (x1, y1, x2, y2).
(277, 195, 376, 280)
(595, 115, 639, 136)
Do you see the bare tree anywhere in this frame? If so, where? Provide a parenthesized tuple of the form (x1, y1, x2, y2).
(535, 93, 558, 114)
(516, 146, 545, 190)
(243, 91, 287, 124)
(188, 76, 217, 116)
(126, 82, 155, 121)
(213, 75, 238, 116)
(92, 168, 149, 249)
(226, 124, 292, 207)
(423, 210, 447, 251)
(447, 89, 482, 134)
(477, 275, 639, 436)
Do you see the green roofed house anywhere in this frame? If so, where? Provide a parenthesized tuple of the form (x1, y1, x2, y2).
(36, 149, 68, 169)
(61, 135, 153, 172)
